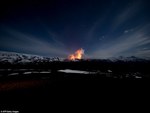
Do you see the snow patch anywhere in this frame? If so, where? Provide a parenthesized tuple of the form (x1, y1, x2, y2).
(135, 76, 142, 79)
(40, 71, 51, 74)
(108, 70, 112, 73)
(23, 72, 32, 75)
(58, 69, 90, 74)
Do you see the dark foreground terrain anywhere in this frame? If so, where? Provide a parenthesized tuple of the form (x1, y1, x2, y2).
(0, 60, 150, 112)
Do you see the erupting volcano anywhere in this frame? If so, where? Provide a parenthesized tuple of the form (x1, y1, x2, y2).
(68, 48, 84, 60)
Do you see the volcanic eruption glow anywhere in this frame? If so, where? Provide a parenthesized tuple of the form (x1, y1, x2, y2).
(68, 48, 84, 60)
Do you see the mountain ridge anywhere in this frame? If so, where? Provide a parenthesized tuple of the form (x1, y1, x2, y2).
(0, 51, 62, 64)
(0, 51, 149, 64)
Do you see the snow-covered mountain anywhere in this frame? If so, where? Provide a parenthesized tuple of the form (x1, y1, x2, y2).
(0, 51, 62, 64)
(109, 56, 147, 62)
(0, 51, 148, 64)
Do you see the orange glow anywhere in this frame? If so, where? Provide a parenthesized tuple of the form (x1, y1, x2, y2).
(68, 48, 84, 60)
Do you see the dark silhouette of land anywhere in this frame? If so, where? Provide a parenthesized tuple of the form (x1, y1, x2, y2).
(0, 60, 150, 111)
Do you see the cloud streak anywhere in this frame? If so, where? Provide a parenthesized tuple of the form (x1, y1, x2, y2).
(0, 28, 69, 57)
(90, 24, 150, 58)
(111, 0, 142, 31)
(135, 49, 150, 58)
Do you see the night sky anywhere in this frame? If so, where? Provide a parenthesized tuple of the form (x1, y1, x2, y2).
(0, 0, 150, 59)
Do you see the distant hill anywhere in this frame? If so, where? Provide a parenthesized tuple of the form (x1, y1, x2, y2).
(109, 56, 148, 62)
(0, 51, 149, 64)
(0, 51, 63, 64)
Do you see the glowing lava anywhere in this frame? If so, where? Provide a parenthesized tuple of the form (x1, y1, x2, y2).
(68, 48, 84, 60)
